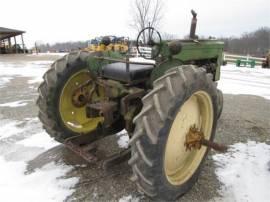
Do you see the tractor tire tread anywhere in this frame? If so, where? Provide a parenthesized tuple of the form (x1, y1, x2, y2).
(129, 65, 219, 200)
(37, 51, 93, 143)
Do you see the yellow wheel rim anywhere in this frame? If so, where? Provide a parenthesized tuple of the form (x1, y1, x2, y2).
(164, 91, 213, 185)
(59, 69, 104, 133)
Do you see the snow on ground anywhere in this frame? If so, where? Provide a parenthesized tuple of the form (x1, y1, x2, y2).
(0, 77, 13, 88)
(116, 130, 129, 149)
(118, 195, 139, 202)
(17, 131, 59, 150)
(215, 65, 270, 202)
(0, 120, 25, 140)
(0, 118, 79, 202)
(219, 64, 270, 100)
(212, 141, 270, 202)
(28, 52, 68, 57)
(0, 100, 30, 108)
(0, 60, 52, 87)
(0, 158, 78, 202)
(0, 54, 79, 202)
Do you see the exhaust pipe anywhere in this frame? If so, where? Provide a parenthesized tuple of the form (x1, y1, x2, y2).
(189, 10, 197, 39)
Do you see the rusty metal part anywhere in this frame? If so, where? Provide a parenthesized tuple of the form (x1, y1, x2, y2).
(121, 88, 145, 132)
(185, 125, 228, 152)
(65, 139, 98, 162)
(200, 139, 228, 152)
(184, 125, 204, 151)
(121, 88, 145, 114)
(86, 101, 118, 127)
(102, 148, 131, 170)
(71, 78, 96, 107)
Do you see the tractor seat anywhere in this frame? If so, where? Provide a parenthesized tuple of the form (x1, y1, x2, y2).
(102, 62, 154, 83)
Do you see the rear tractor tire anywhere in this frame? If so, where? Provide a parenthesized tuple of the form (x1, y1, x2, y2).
(129, 65, 219, 201)
(37, 51, 103, 143)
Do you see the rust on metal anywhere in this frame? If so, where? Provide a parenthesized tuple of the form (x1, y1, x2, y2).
(65, 139, 98, 163)
(102, 148, 131, 170)
(121, 88, 145, 132)
(200, 138, 228, 152)
(71, 77, 96, 107)
(184, 125, 228, 152)
(87, 101, 118, 127)
(184, 125, 204, 151)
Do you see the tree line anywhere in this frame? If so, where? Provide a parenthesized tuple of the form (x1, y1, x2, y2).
(37, 41, 88, 53)
(220, 27, 270, 57)
(37, 27, 269, 57)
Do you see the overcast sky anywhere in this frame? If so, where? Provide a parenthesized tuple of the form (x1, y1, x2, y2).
(1, 0, 269, 47)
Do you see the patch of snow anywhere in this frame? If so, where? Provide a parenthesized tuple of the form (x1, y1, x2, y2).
(117, 130, 129, 149)
(17, 131, 59, 150)
(0, 120, 24, 140)
(0, 117, 79, 201)
(219, 65, 270, 100)
(0, 77, 13, 87)
(212, 141, 270, 202)
(28, 60, 55, 65)
(28, 52, 68, 56)
(28, 77, 43, 84)
(0, 60, 54, 86)
(0, 100, 30, 108)
(0, 157, 78, 202)
(119, 195, 139, 202)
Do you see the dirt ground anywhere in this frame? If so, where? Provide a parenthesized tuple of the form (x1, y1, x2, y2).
(0, 54, 269, 202)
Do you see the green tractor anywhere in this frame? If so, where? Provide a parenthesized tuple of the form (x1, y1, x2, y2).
(37, 10, 224, 201)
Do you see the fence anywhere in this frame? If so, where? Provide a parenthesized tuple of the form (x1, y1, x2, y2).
(129, 49, 265, 67)
(129, 46, 152, 58)
(224, 53, 265, 66)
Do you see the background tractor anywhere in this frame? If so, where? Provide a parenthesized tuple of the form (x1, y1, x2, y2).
(85, 35, 129, 53)
(37, 10, 224, 201)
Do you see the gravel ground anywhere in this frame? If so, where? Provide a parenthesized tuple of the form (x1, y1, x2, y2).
(0, 54, 269, 202)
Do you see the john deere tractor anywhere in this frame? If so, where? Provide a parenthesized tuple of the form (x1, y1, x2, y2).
(37, 10, 224, 201)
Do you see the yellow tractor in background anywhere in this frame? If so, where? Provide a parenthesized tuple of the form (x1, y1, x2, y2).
(85, 36, 129, 53)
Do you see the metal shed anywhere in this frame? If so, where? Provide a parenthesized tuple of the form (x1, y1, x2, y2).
(0, 27, 26, 54)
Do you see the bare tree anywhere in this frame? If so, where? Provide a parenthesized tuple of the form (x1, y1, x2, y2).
(130, 0, 163, 33)
(162, 32, 178, 41)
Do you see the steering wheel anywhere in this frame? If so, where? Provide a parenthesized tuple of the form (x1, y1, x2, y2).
(136, 27, 162, 59)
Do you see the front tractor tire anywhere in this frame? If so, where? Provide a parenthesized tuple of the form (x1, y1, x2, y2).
(129, 65, 219, 201)
(37, 51, 102, 143)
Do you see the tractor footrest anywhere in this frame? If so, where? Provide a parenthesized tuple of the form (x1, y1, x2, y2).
(64, 139, 98, 163)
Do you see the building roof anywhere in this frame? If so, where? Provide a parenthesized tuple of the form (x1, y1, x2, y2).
(0, 27, 25, 41)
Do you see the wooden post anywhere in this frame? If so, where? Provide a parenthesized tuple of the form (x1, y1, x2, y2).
(14, 36, 17, 53)
(35, 42, 38, 55)
(21, 34, 25, 53)
(8, 38, 11, 47)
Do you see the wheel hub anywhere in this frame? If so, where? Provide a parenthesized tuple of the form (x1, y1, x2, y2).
(184, 125, 204, 151)
(72, 86, 89, 107)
